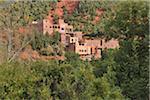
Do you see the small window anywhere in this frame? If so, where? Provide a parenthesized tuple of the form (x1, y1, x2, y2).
(55, 26, 57, 28)
(79, 43, 83, 46)
(50, 26, 52, 28)
(61, 28, 64, 30)
(72, 39, 73, 42)
(70, 34, 74, 37)
(100, 40, 102, 45)
(70, 29, 72, 31)
(58, 26, 60, 28)
(53, 26, 55, 28)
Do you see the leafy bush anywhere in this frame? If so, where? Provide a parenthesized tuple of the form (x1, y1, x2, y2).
(0, 60, 124, 99)
(30, 31, 61, 56)
(65, 51, 80, 62)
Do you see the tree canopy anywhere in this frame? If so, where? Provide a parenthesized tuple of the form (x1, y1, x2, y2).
(0, 1, 148, 100)
(0, 60, 124, 99)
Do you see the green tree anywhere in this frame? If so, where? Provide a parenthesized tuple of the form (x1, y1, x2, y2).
(91, 49, 125, 99)
(63, 0, 104, 34)
(0, 60, 125, 99)
(31, 32, 52, 51)
(65, 51, 80, 63)
(0, 1, 51, 61)
(99, 1, 149, 99)
(100, 1, 149, 39)
(0, 62, 53, 99)
(31, 31, 62, 56)
(114, 39, 149, 100)
(53, 31, 60, 45)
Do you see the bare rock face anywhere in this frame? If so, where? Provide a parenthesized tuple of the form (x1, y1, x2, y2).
(48, 0, 79, 18)
(19, 46, 40, 61)
(40, 55, 65, 61)
(92, 8, 105, 24)
(63, 0, 79, 14)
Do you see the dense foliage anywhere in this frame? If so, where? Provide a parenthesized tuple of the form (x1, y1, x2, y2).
(63, 1, 149, 99)
(0, 0, 52, 27)
(100, 1, 149, 39)
(0, 0, 149, 100)
(100, 1, 149, 100)
(0, 0, 52, 61)
(63, 1, 103, 34)
(113, 39, 149, 100)
(0, 57, 124, 99)
(31, 31, 63, 56)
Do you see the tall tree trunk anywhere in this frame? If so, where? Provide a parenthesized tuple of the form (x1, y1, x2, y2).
(7, 30, 12, 61)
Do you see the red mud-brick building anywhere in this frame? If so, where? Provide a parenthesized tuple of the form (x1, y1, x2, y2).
(40, 17, 119, 60)
(33, 0, 119, 60)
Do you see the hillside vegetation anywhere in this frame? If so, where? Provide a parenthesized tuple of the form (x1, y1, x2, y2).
(0, 0, 149, 100)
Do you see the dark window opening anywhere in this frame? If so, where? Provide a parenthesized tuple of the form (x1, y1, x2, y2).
(70, 34, 74, 37)
(58, 26, 60, 28)
(91, 48, 92, 54)
(53, 26, 55, 28)
(66, 45, 69, 47)
(64, 20, 68, 23)
(100, 40, 102, 45)
(61, 6, 64, 9)
(79, 43, 84, 46)
(55, 26, 57, 28)
(61, 28, 64, 30)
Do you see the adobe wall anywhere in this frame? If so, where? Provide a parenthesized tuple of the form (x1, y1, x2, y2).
(104, 39, 119, 49)
(75, 43, 91, 55)
(84, 38, 119, 49)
